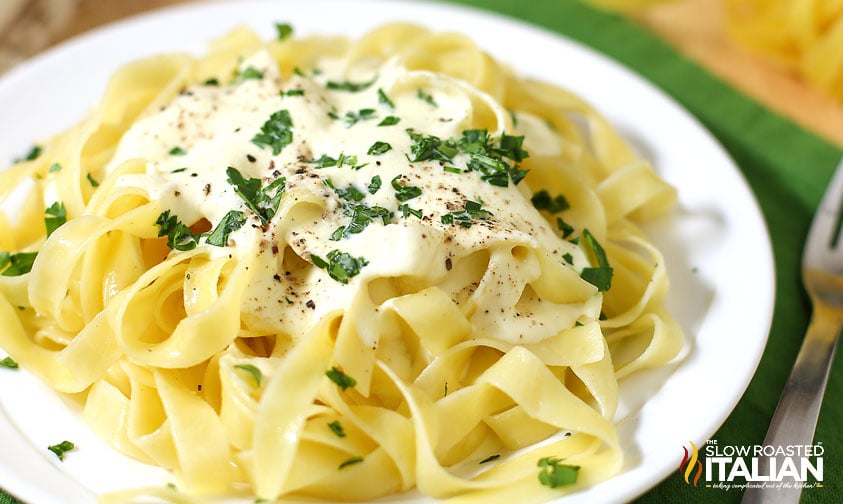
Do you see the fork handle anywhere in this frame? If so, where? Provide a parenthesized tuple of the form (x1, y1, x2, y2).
(741, 302, 842, 504)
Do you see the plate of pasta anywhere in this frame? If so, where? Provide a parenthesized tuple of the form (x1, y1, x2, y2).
(0, 1, 774, 503)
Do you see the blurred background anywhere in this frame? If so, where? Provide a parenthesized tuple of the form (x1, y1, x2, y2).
(0, 0, 840, 148)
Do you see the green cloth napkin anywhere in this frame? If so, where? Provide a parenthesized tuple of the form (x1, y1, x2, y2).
(441, 0, 843, 503)
(3, 1, 842, 503)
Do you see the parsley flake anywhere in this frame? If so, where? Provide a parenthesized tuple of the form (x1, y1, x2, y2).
(377, 88, 395, 108)
(205, 210, 246, 247)
(311, 250, 368, 284)
(378, 115, 400, 126)
(441, 200, 492, 228)
(531, 190, 570, 214)
(226, 167, 286, 225)
(537, 457, 580, 488)
(48, 440, 76, 461)
(326, 366, 357, 390)
(155, 210, 199, 251)
(391, 175, 422, 201)
(0, 357, 18, 369)
(234, 363, 263, 386)
(252, 109, 294, 155)
(168, 146, 187, 156)
(275, 22, 293, 41)
(326, 77, 376, 92)
(580, 229, 613, 292)
(86, 173, 100, 187)
(44, 201, 67, 237)
(367, 141, 391, 156)
(417, 88, 437, 107)
(338, 456, 364, 470)
(0, 251, 37, 276)
(328, 420, 346, 438)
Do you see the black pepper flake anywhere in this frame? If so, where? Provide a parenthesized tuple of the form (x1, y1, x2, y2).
(273, 274, 282, 281)
(190, 173, 198, 177)
(306, 300, 316, 310)
(445, 257, 452, 271)
(247, 154, 257, 162)
(203, 183, 212, 196)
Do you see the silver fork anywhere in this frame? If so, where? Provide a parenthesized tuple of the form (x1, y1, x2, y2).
(742, 158, 843, 504)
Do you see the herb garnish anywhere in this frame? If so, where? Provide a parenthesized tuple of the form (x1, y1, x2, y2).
(377, 88, 394, 108)
(168, 146, 187, 156)
(326, 366, 357, 390)
(479, 454, 500, 464)
(537, 457, 580, 488)
(234, 363, 263, 386)
(205, 210, 246, 247)
(367, 175, 382, 194)
(275, 22, 293, 41)
(377, 116, 400, 126)
(44, 201, 66, 237)
(14, 145, 41, 164)
(234, 66, 264, 82)
(0, 356, 18, 369)
(48, 440, 76, 461)
(580, 229, 613, 292)
(226, 167, 286, 225)
(326, 77, 376, 92)
(252, 109, 294, 155)
(311, 250, 368, 284)
(86, 173, 100, 187)
(309, 153, 367, 171)
(338, 456, 364, 469)
(417, 88, 437, 107)
(460, 129, 529, 186)
(0, 251, 37, 276)
(398, 204, 422, 219)
(328, 420, 346, 438)
(48, 163, 62, 173)
(155, 210, 199, 251)
(367, 141, 391, 156)
(391, 175, 422, 201)
(531, 190, 569, 214)
(406, 129, 457, 162)
(441, 200, 492, 228)
(339, 108, 377, 127)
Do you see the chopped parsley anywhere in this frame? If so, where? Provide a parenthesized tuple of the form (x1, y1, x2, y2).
(391, 175, 422, 201)
(531, 190, 569, 214)
(417, 88, 437, 107)
(44, 201, 67, 237)
(377, 116, 400, 126)
(0, 251, 37, 276)
(338, 456, 364, 469)
(252, 109, 294, 155)
(154, 210, 199, 251)
(580, 229, 613, 292)
(441, 200, 492, 228)
(86, 173, 100, 187)
(48, 440, 76, 461)
(556, 217, 574, 238)
(168, 146, 187, 156)
(326, 366, 357, 390)
(205, 210, 246, 247)
(339, 108, 377, 127)
(309, 152, 367, 171)
(234, 363, 263, 386)
(406, 129, 457, 163)
(398, 203, 422, 219)
(311, 250, 368, 284)
(275, 22, 293, 41)
(226, 167, 286, 225)
(15, 145, 42, 163)
(367, 175, 382, 194)
(48, 163, 62, 173)
(377, 88, 395, 108)
(479, 454, 500, 464)
(326, 77, 376, 92)
(282, 88, 304, 97)
(537, 457, 579, 488)
(460, 129, 529, 186)
(328, 420, 346, 438)
(234, 66, 264, 82)
(367, 141, 391, 156)
(0, 356, 18, 369)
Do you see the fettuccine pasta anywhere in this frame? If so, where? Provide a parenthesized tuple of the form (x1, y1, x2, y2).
(0, 22, 683, 503)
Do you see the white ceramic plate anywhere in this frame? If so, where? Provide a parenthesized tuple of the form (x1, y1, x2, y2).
(0, 1, 775, 503)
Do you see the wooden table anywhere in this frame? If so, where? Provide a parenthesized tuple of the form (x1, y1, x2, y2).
(0, 0, 841, 146)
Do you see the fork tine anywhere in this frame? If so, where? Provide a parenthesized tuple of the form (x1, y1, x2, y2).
(804, 160, 843, 268)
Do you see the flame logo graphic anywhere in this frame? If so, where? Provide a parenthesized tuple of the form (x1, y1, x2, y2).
(678, 441, 703, 487)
